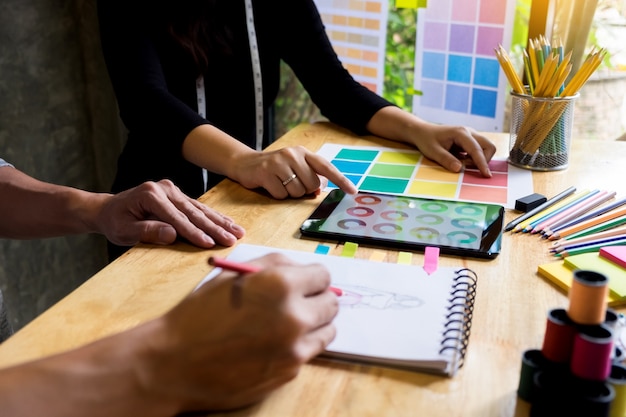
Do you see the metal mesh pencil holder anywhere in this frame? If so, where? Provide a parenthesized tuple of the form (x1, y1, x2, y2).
(508, 91, 579, 171)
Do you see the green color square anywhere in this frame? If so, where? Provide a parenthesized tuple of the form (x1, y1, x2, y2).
(369, 163, 414, 178)
(360, 177, 409, 194)
(335, 149, 379, 162)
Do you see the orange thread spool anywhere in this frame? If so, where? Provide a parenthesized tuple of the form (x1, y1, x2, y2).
(567, 270, 609, 325)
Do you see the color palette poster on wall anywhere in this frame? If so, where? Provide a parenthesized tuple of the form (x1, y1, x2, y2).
(412, 0, 516, 132)
(313, 0, 389, 94)
(317, 144, 533, 209)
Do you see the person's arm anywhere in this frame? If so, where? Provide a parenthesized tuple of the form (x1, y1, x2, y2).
(0, 254, 339, 416)
(365, 106, 497, 177)
(0, 165, 244, 247)
(97, 0, 356, 200)
(181, 124, 357, 199)
(280, 0, 496, 177)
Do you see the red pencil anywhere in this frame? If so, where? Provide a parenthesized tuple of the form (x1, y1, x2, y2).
(209, 256, 343, 296)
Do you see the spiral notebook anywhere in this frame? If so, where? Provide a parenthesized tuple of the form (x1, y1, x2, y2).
(199, 244, 477, 377)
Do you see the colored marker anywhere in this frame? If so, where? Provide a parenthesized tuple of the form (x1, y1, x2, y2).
(209, 256, 343, 296)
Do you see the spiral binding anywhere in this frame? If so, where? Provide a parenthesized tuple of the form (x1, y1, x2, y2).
(439, 268, 478, 374)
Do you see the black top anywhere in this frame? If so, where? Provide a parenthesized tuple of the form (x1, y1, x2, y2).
(98, 0, 392, 198)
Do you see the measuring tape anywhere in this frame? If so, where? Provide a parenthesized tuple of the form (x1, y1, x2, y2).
(196, 0, 264, 192)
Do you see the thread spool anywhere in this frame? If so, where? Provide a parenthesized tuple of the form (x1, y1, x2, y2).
(532, 371, 615, 417)
(571, 324, 614, 381)
(518, 349, 546, 402)
(541, 308, 576, 363)
(530, 370, 569, 417)
(605, 309, 623, 362)
(609, 364, 626, 417)
(605, 309, 619, 333)
(568, 270, 609, 325)
(572, 378, 615, 417)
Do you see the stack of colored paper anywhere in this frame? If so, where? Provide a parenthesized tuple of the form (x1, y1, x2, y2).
(538, 246, 626, 306)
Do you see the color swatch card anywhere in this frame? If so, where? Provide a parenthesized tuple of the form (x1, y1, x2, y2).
(317, 143, 533, 209)
(412, 0, 516, 132)
(314, 0, 388, 94)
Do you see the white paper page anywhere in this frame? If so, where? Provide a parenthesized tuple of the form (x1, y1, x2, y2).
(198, 244, 462, 367)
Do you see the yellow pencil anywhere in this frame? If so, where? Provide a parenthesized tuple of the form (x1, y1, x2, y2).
(495, 46, 525, 93)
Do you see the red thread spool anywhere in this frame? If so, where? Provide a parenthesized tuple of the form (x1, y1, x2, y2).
(571, 324, 614, 381)
(541, 308, 576, 363)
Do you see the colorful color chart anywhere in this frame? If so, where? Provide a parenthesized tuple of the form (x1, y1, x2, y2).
(314, 0, 389, 94)
(412, 0, 516, 132)
(317, 144, 533, 209)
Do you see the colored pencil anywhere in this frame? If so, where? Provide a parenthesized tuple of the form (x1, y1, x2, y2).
(539, 191, 616, 236)
(545, 196, 626, 235)
(548, 207, 626, 240)
(551, 234, 626, 254)
(497, 39, 606, 162)
(529, 189, 600, 234)
(551, 225, 626, 251)
(505, 186, 576, 232)
(556, 237, 626, 258)
(557, 215, 626, 241)
(495, 45, 525, 94)
(517, 190, 590, 233)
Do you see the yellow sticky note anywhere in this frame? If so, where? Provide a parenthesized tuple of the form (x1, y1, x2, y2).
(341, 242, 358, 258)
(397, 252, 413, 265)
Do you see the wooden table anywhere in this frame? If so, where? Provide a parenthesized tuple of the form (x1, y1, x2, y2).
(1, 122, 625, 417)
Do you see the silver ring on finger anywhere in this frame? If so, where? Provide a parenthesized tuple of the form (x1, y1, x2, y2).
(281, 173, 297, 186)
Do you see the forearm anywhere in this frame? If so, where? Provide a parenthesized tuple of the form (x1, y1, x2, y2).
(0, 167, 108, 239)
(365, 106, 434, 146)
(181, 124, 258, 181)
(0, 321, 177, 417)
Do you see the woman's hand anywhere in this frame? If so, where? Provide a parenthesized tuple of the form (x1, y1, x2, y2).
(232, 146, 358, 199)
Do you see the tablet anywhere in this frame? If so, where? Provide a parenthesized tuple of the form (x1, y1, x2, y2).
(300, 190, 504, 259)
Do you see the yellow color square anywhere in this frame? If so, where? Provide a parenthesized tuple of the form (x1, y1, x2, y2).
(415, 165, 461, 182)
(408, 181, 458, 198)
(378, 151, 421, 165)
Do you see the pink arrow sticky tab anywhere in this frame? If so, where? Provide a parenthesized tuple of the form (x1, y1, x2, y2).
(423, 246, 440, 275)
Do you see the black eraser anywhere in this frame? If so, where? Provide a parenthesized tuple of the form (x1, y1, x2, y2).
(515, 193, 547, 212)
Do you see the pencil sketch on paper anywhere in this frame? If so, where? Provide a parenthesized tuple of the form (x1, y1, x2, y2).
(337, 285, 424, 310)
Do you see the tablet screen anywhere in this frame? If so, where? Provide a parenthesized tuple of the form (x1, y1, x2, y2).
(300, 190, 504, 259)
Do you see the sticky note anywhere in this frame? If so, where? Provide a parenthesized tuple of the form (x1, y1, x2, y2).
(600, 246, 626, 269)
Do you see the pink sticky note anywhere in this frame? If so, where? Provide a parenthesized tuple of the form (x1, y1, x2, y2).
(600, 246, 626, 269)
(423, 246, 440, 275)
